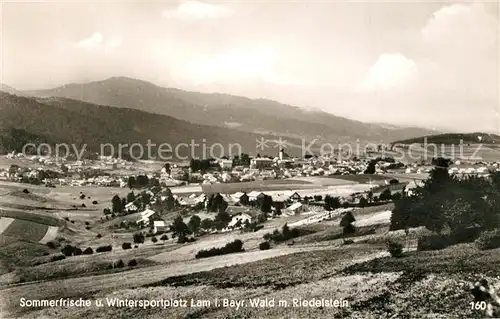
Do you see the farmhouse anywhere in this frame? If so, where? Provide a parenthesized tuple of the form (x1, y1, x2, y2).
(125, 202, 139, 213)
(136, 208, 156, 225)
(153, 220, 168, 234)
(219, 159, 233, 170)
(228, 212, 253, 228)
(284, 202, 306, 215)
(248, 191, 265, 202)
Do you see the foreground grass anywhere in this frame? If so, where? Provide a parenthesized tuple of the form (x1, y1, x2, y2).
(3, 240, 496, 318)
(146, 244, 385, 290)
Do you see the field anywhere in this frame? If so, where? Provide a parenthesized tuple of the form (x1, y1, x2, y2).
(4, 240, 495, 318)
(200, 177, 350, 194)
(0, 175, 497, 318)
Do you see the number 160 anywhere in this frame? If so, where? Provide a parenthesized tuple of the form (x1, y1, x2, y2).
(471, 301, 487, 310)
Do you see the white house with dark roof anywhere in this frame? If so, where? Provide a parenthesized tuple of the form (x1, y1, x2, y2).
(153, 220, 168, 234)
(136, 208, 156, 225)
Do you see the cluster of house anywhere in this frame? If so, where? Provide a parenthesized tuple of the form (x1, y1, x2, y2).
(182, 154, 397, 185)
(124, 188, 315, 234)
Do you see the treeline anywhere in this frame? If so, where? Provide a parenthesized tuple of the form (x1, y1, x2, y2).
(195, 239, 245, 258)
(394, 133, 500, 145)
(127, 175, 160, 189)
(390, 157, 500, 249)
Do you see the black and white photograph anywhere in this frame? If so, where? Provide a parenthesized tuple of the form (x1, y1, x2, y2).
(0, 0, 499, 318)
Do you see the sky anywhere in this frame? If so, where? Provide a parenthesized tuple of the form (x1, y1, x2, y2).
(1, 0, 499, 133)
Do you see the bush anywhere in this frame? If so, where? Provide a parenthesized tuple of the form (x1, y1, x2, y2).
(417, 234, 452, 251)
(259, 241, 271, 250)
(475, 229, 500, 250)
(82, 247, 93, 255)
(160, 234, 168, 242)
(122, 242, 132, 250)
(133, 232, 145, 244)
(50, 254, 66, 262)
(96, 245, 112, 253)
(134, 245, 139, 248)
(263, 225, 302, 243)
(85, 221, 90, 226)
(46, 241, 57, 249)
(128, 259, 138, 267)
(115, 259, 125, 268)
(195, 239, 245, 259)
(451, 226, 483, 244)
(73, 247, 83, 256)
(386, 239, 404, 258)
(61, 245, 75, 257)
(151, 236, 158, 243)
(92, 200, 98, 204)
(96, 234, 102, 238)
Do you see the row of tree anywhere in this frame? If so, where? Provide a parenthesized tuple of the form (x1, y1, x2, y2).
(390, 157, 500, 236)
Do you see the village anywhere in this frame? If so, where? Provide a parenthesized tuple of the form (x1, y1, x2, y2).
(1, 147, 498, 190)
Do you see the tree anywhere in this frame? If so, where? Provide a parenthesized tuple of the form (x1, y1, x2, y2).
(164, 163, 171, 174)
(111, 195, 123, 214)
(127, 176, 136, 189)
(379, 188, 392, 201)
(170, 216, 191, 238)
(61, 245, 75, 257)
(340, 211, 356, 235)
(367, 191, 373, 203)
(120, 198, 127, 213)
(214, 210, 231, 230)
(282, 224, 291, 239)
(151, 236, 158, 243)
(359, 197, 368, 208)
(136, 175, 149, 188)
(141, 191, 152, 206)
(208, 193, 227, 213)
(188, 215, 202, 234)
(324, 195, 341, 211)
(126, 192, 136, 203)
(160, 234, 169, 243)
(240, 153, 251, 166)
(133, 232, 145, 244)
(259, 195, 273, 214)
(201, 218, 213, 230)
(364, 160, 376, 174)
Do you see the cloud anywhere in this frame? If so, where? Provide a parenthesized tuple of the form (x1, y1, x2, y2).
(421, 2, 498, 52)
(75, 32, 104, 49)
(175, 47, 307, 86)
(75, 33, 122, 52)
(357, 53, 418, 92)
(418, 3, 498, 100)
(163, 1, 233, 20)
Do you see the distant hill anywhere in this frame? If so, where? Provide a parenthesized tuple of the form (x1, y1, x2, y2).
(393, 133, 500, 145)
(27, 76, 436, 144)
(0, 92, 313, 159)
(0, 83, 27, 97)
